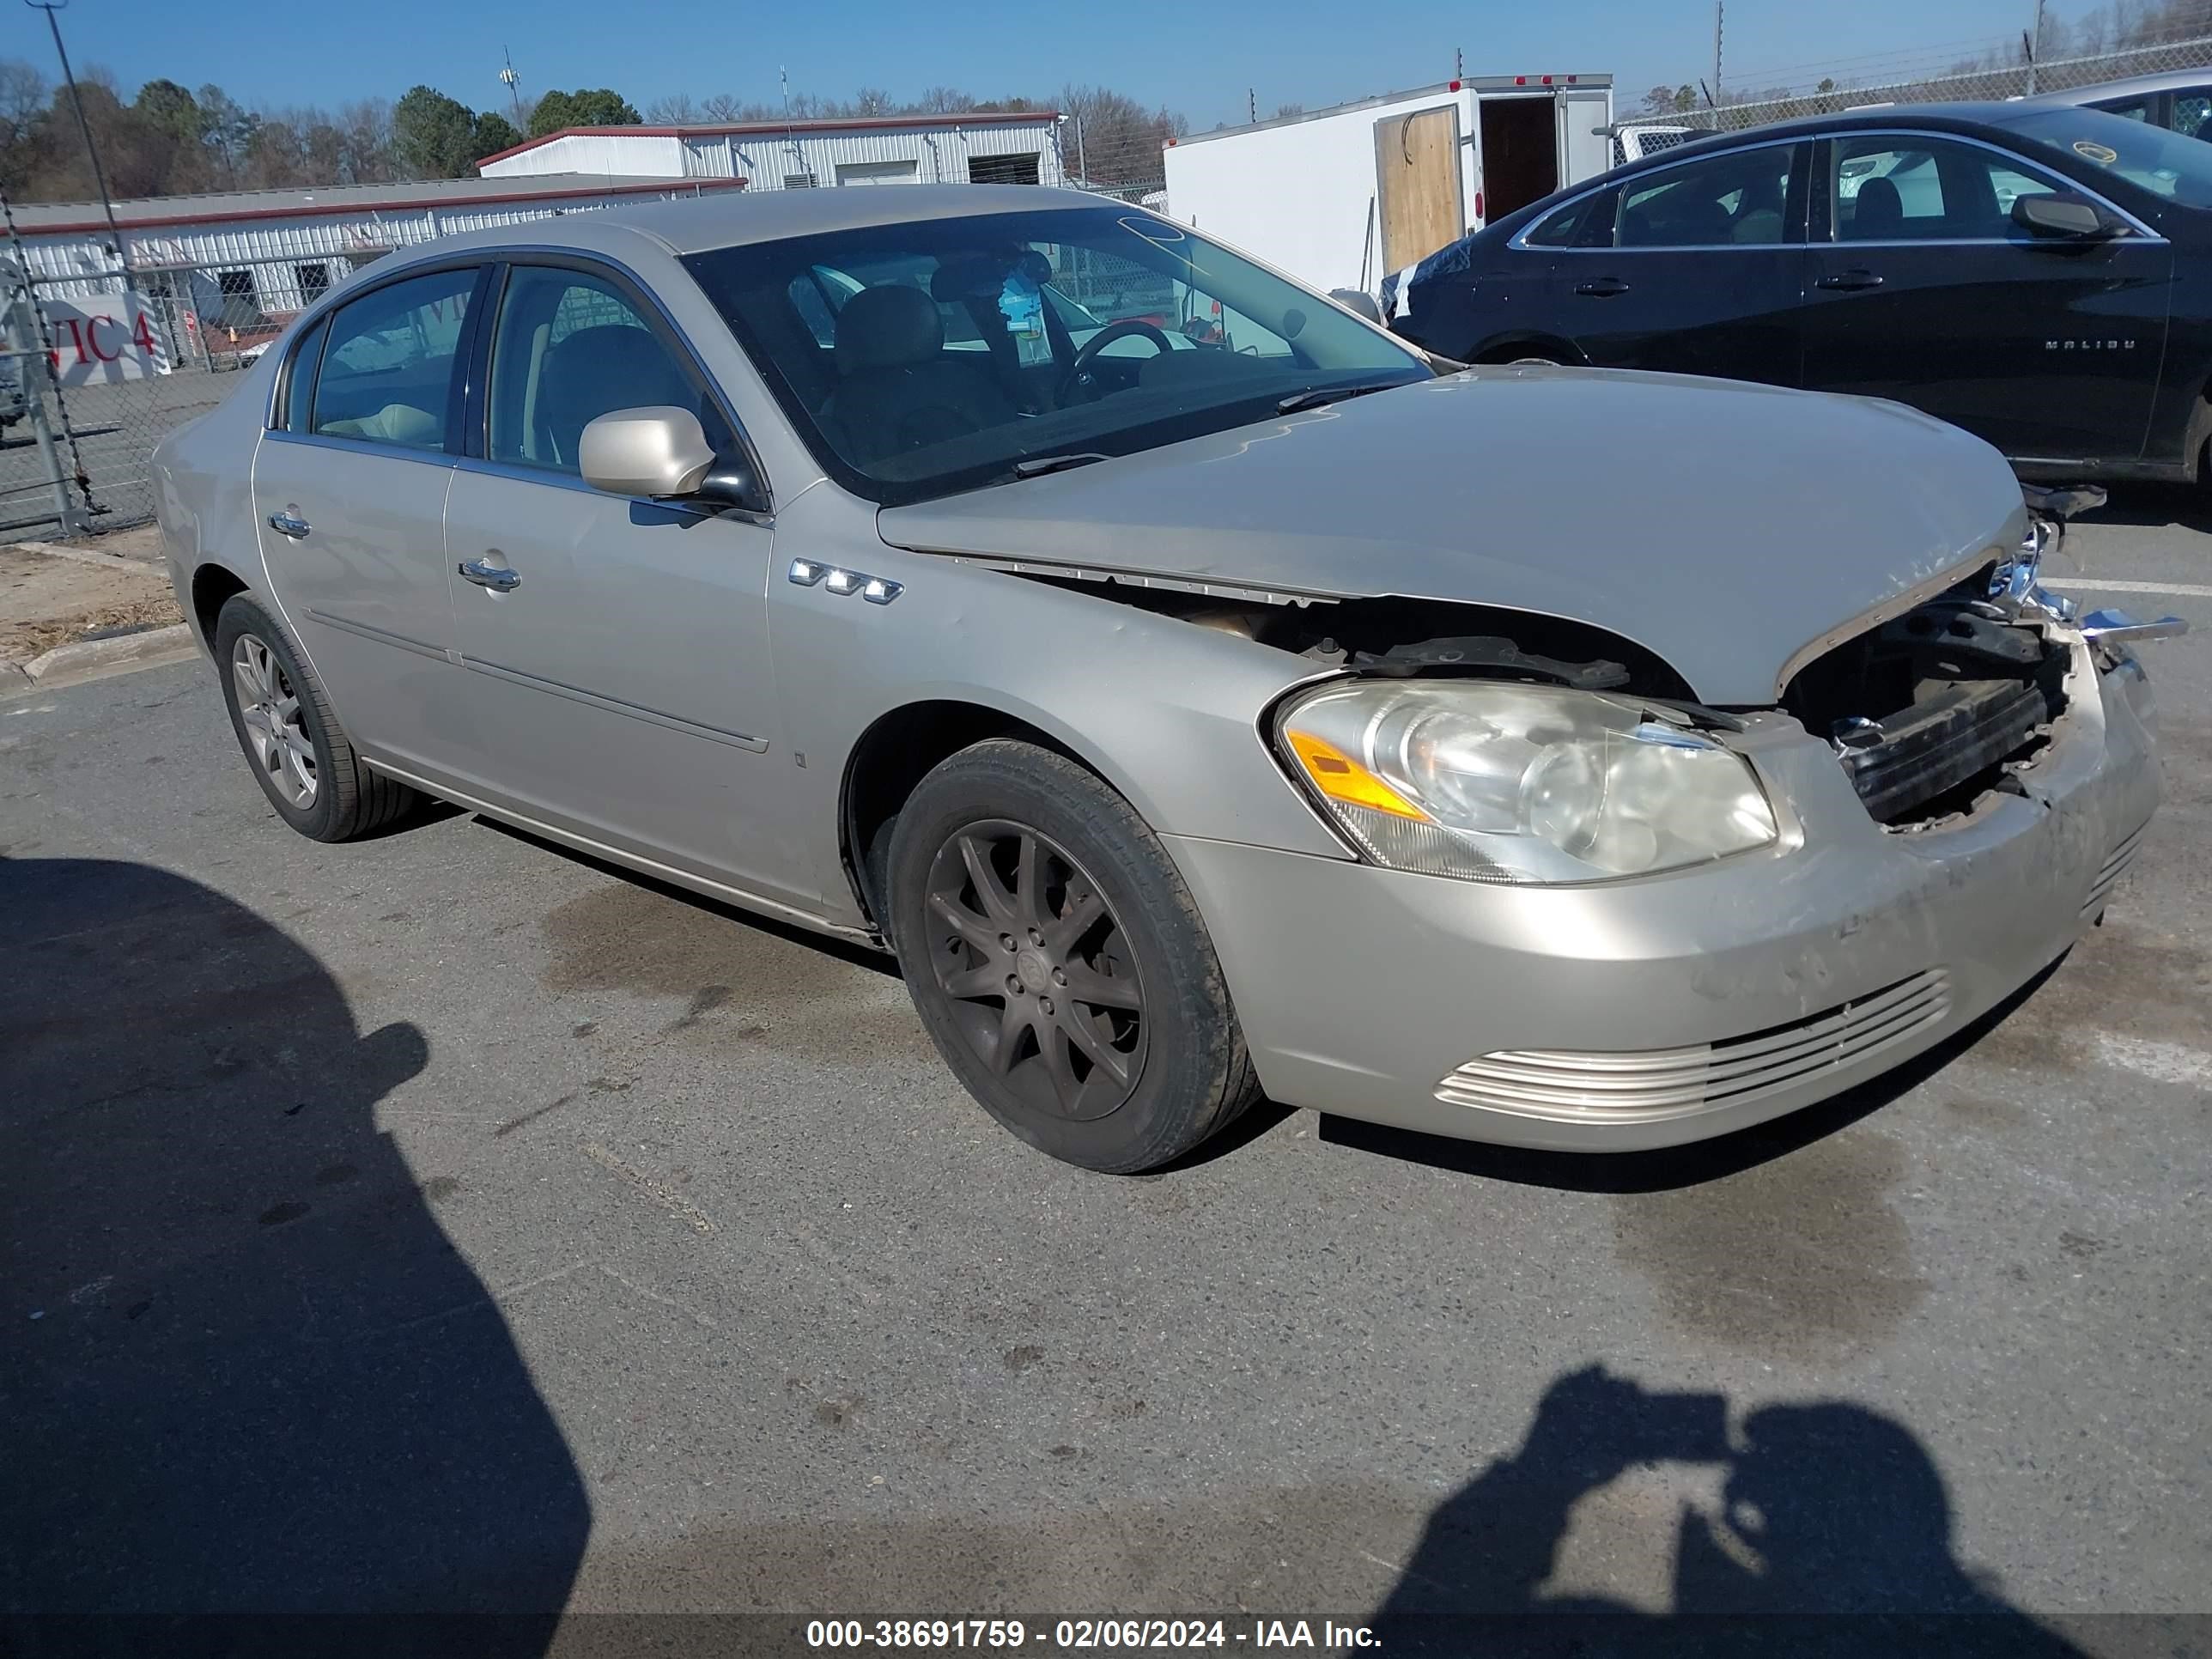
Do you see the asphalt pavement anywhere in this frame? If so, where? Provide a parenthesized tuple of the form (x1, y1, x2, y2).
(2, 503, 2209, 1654)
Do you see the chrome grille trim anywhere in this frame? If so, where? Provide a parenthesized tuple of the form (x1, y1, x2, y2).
(1437, 969, 1952, 1121)
(2082, 819, 2150, 918)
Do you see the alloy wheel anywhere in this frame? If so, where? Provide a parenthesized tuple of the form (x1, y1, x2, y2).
(231, 633, 318, 809)
(922, 819, 1148, 1121)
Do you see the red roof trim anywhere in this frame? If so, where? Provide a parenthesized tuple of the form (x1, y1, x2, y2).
(21, 175, 749, 237)
(474, 108, 1061, 169)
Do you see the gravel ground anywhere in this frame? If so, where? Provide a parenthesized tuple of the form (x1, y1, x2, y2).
(1, 505, 2207, 1656)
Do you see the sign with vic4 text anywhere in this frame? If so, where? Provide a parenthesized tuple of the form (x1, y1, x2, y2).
(46, 292, 168, 385)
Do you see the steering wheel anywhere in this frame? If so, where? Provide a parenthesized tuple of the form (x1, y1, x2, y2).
(1058, 318, 1175, 404)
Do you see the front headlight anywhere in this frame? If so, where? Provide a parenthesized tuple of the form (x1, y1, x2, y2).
(1277, 679, 1778, 884)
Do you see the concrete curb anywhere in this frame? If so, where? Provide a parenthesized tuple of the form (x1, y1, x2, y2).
(7, 623, 197, 693)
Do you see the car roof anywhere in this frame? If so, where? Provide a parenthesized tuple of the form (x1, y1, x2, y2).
(1475, 98, 2142, 244)
(418, 183, 1110, 264)
(2017, 67, 2212, 106)
(1583, 99, 2169, 182)
(1621, 100, 2074, 155)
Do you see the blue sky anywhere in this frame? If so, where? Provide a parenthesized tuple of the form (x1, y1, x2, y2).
(11, 0, 2053, 131)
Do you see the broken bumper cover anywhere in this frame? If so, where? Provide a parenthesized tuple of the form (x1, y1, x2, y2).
(1168, 637, 2160, 1152)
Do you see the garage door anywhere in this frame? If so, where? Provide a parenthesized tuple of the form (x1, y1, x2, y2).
(836, 160, 920, 185)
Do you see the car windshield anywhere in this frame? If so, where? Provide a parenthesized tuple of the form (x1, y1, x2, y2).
(682, 204, 1429, 504)
(2002, 105, 2212, 205)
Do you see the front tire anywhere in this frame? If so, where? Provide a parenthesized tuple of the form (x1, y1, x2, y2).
(214, 593, 418, 842)
(887, 739, 1261, 1173)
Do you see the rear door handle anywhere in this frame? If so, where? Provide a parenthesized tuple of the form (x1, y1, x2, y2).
(267, 510, 310, 539)
(1817, 269, 1886, 291)
(458, 557, 521, 592)
(1573, 277, 1632, 297)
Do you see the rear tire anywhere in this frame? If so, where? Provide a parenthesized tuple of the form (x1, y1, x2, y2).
(214, 593, 419, 842)
(886, 739, 1261, 1173)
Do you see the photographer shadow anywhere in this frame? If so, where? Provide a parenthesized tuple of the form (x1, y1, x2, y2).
(0, 857, 588, 1648)
(1369, 1366, 2087, 1657)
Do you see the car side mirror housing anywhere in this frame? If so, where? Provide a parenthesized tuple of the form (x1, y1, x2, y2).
(2013, 192, 2115, 240)
(579, 406, 719, 499)
(1328, 288, 1384, 324)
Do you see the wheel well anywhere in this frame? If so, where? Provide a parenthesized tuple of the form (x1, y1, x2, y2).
(190, 563, 248, 647)
(840, 701, 1083, 928)
(2188, 372, 2212, 481)
(1469, 335, 1583, 366)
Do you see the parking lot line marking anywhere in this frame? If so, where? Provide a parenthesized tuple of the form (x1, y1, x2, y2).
(2090, 1033, 2212, 1087)
(2043, 576, 2212, 598)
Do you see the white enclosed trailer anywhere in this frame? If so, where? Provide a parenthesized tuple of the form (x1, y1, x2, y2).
(1162, 75, 1614, 300)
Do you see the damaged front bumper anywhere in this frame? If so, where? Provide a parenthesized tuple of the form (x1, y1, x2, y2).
(1165, 626, 2163, 1152)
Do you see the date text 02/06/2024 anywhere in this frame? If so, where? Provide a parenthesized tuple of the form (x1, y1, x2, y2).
(805, 1620, 1381, 1649)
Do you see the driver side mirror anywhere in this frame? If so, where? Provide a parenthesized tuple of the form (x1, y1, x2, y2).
(580, 406, 765, 511)
(2013, 191, 2118, 240)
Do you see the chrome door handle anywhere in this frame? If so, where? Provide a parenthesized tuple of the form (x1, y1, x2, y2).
(267, 510, 310, 539)
(1573, 276, 1631, 297)
(458, 557, 521, 592)
(1817, 269, 1885, 291)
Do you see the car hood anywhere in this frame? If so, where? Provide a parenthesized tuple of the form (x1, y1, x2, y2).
(876, 368, 2026, 705)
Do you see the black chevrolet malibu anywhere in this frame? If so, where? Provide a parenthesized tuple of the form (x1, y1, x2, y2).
(1389, 102, 2212, 483)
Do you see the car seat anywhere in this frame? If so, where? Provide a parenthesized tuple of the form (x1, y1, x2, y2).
(818, 284, 1018, 466)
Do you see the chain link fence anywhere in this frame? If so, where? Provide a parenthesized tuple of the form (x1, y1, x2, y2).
(1616, 32, 2212, 155)
(0, 234, 290, 538)
(1063, 117, 1170, 210)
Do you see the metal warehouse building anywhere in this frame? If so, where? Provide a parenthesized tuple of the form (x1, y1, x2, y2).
(4, 173, 747, 359)
(476, 111, 1067, 191)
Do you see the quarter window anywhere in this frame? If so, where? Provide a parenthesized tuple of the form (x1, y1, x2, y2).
(1525, 193, 1611, 247)
(485, 265, 730, 477)
(1616, 145, 1796, 246)
(309, 266, 477, 450)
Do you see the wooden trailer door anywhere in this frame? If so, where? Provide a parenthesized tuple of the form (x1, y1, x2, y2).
(1373, 105, 1465, 272)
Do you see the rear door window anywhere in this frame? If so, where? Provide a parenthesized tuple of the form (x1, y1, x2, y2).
(1617, 144, 1797, 246)
(310, 266, 479, 451)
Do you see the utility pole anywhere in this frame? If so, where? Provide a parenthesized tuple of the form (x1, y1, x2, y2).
(25, 0, 139, 325)
(2025, 0, 2048, 95)
(781, 67, 805, 183)
(500, 47, 525, 125)
(1712, 1, 1724, 112)
(1248, 88, 1256, 124)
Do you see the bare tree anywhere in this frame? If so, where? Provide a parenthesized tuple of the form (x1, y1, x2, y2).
(1059, 83, 1179, 185)
(336, 98, 394, 184)
(646, 94, 702, 124)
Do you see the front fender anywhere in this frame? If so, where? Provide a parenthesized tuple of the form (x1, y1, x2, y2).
(764, 497, 1351, 930)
